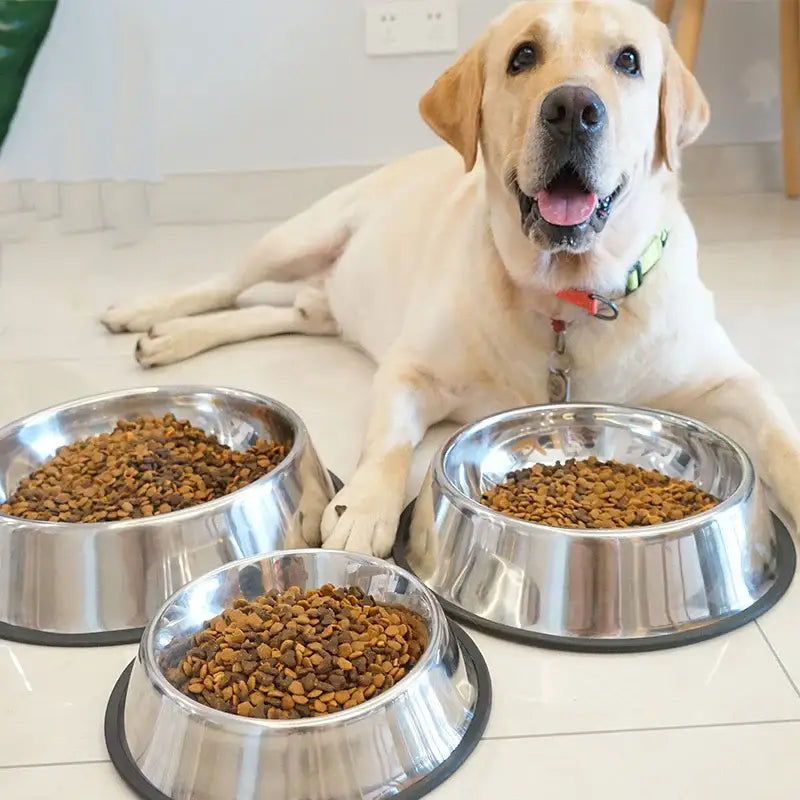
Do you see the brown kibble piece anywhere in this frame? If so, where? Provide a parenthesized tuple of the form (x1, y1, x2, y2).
(480, 456, 718, 529)
(328, 673, 346, 690)
(0, 413, 285, 523)
(279, 650, 297, 668)
(164, 584, 427, 720)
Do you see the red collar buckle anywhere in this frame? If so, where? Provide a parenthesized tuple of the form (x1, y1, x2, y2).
(557, 289, 599, 316)
(556, 290, 619, 321)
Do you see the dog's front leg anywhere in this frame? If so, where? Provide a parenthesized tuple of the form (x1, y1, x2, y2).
(321, 360, 456, 557)
(673, 369, 800, 533)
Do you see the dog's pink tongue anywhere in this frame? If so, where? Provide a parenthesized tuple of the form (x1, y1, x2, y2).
(536, 187, 598, 226)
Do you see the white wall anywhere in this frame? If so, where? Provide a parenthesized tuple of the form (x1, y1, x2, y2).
(0, 0, 783, 182)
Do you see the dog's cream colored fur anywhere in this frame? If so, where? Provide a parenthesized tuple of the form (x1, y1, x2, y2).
(102, 0, 800, 556)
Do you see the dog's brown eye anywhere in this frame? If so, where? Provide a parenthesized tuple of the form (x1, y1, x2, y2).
(508, 43, 537, 75)
(614, 47, 641, 76)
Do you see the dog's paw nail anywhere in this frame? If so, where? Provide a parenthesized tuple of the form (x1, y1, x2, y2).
(334, 504, 347, 516)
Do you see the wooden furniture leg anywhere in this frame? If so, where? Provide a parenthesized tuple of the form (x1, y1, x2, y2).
(674, 0, 706, 72)
(780, 0, 800, 198)
(653, 0, 677, 24)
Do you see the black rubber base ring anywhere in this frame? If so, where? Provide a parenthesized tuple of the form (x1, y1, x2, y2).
(105, 622, 491, 800)
(394, 501, 796, 653)
(0, 621, 144, 648)
(0, 471, 344, 648)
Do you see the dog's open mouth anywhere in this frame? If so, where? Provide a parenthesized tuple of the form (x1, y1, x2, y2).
(515, 165, 624, 238)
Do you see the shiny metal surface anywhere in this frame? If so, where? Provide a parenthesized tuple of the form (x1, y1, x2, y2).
(407, 404, 783, 642)
(0, 386, 334, 637)
(122, 549, 481, 800)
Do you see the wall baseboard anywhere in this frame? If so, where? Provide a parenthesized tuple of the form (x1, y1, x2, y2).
(0, 141, 787, 243)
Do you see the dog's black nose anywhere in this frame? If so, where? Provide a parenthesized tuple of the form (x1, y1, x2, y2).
(541, 85, 607, 139)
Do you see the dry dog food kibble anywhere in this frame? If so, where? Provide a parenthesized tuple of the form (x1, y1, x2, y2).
(481, 456, 719, 528)
(0, 413, 285, 523)
(164, 584, 427, 719)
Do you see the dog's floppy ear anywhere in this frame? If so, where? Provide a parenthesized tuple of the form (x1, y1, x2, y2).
(659, 34, 709, 171)
(419, 38, 486, 171)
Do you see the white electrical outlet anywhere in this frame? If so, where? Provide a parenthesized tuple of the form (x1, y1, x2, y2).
(365, 0, 458, 57)
(420, 2, 459, 52)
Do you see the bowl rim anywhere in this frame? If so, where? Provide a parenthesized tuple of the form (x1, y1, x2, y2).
(434, 402, 755, 539)
(0, 385, 310, 531)
(138, 548, 448, 731)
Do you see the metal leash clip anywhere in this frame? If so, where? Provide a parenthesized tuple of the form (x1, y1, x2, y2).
(548, 326, 572, 403)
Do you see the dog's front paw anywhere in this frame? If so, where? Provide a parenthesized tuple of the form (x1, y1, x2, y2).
(100, 299, 179, 334)
(134, 318, 213, 367)
(320, 475, 403, 558)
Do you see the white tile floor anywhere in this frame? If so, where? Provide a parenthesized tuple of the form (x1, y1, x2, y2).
(1, 193, 800, 798)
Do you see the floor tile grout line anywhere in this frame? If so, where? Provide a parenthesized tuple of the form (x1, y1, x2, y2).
(6, 719, 800, 770)
(0, 758, 109, 772)
(755, 619, 800, 699)
(483, 717, 800, 742)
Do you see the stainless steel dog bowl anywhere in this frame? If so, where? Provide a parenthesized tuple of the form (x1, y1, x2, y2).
(0, 386, 337, 646)
(394, 404, 795, 652)
(105, 549, 490, 800)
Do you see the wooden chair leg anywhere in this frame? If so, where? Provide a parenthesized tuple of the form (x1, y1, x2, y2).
(653, 0, 677, 24)
(779, 0, 800, 198)
(674, 0, 706, 72)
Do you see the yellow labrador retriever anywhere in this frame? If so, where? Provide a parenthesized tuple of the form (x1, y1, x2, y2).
(102, 0, 800, 556)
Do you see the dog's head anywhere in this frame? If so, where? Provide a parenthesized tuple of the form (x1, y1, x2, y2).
(420, 0, 708, 260)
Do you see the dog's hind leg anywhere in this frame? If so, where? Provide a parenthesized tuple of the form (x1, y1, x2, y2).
(134, 285, 337, 367)
(101, 188, 356, 334)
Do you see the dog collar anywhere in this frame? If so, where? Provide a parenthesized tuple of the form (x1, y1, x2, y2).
(547, 229, 669, 403)
(554, 228, 670, 322)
